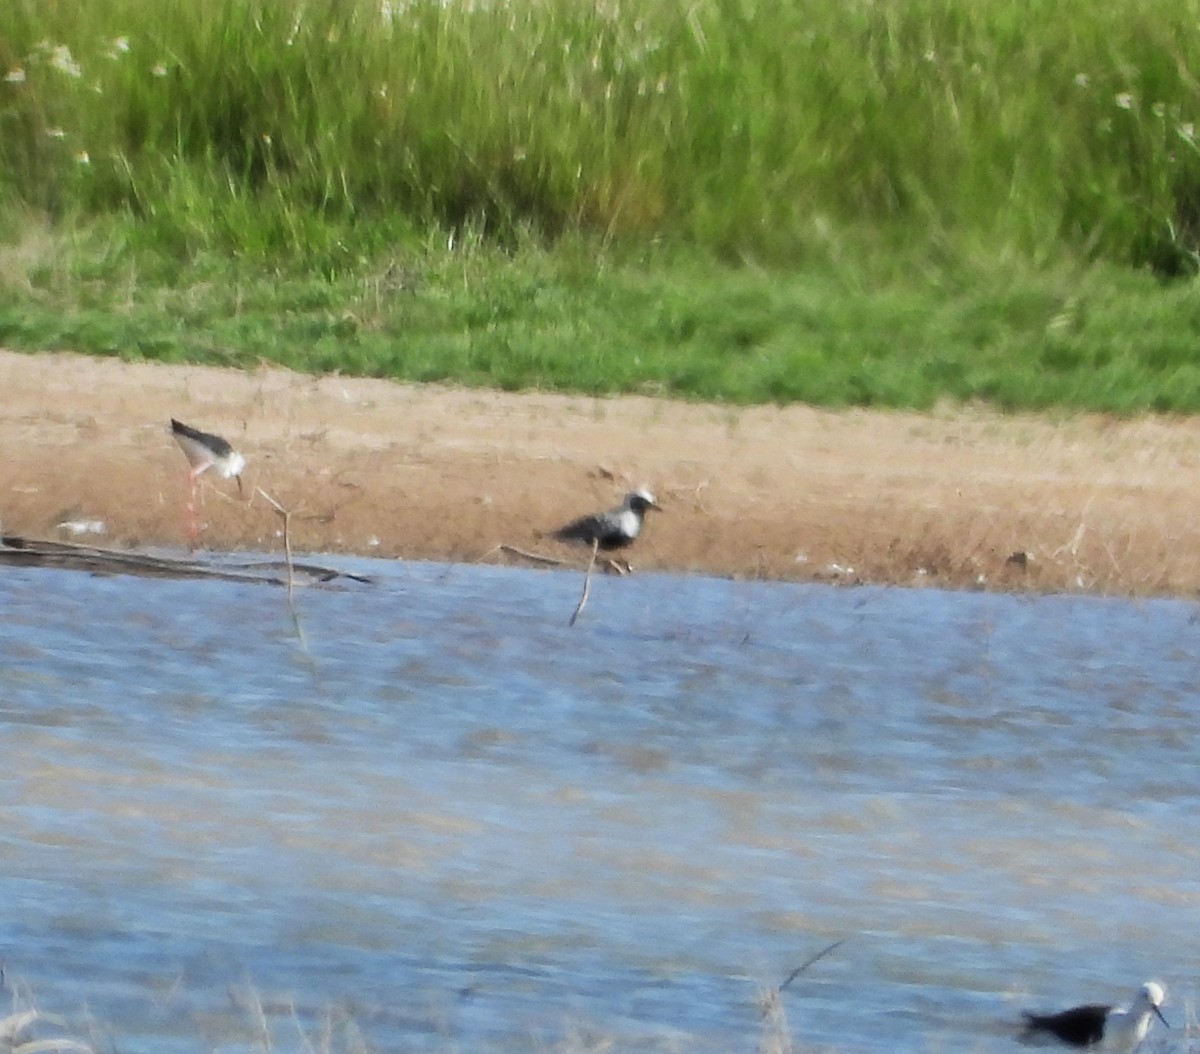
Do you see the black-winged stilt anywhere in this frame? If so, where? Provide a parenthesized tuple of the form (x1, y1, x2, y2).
(170, 418, 245, 544)
(1019, 981, 1168, 1051)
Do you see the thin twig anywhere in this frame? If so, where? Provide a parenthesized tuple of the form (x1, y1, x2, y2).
(256, 487, 316, 675)
(256, 488, 296, 601)
(483, 543, 568, 567)
(569, 539, 599, 627)
(13, 1038, 95, 1054)
(778, 937, 849, 993)
(238, 983, 272, 1054)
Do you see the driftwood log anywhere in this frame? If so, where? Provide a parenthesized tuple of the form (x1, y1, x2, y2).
(0, 536, 371, 588)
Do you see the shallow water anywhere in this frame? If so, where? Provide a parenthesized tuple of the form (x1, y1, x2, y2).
(1, 558, 1197, 1053)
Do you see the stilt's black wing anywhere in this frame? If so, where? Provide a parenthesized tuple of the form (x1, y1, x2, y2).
(1020, 1005, 1110, 1047)
(171, 419, 233, 458)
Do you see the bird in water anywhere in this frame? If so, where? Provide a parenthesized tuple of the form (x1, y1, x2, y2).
(169, 418, 246, 545)
(1019, 981, 1168, 1052)
(551, 488, 661, 572)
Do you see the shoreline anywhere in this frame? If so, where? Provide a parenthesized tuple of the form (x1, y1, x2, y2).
(4, 349, 1200, 597)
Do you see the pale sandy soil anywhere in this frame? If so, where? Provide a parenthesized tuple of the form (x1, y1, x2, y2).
(4, 348, 1200, 596)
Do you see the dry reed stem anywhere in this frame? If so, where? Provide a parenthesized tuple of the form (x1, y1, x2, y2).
(12, 1038, 95, 1054)
(777, 937, 847, 993)
(239, 984, 272, 1054)
(569, 539, 600, 627)
(256, 487, 316, 675)
(754, 938, 848, 1054)
(755, 986, 794, 1054)
(484, 543, 567, 567)
(255, 488, 296, 601)
(0, 1007, 93, 1054)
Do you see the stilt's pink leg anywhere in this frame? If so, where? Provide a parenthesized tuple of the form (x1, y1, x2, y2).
(184, 469, 202, 547)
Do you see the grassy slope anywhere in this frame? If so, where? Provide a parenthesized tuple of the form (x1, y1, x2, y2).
(3, 0, 1200, 412)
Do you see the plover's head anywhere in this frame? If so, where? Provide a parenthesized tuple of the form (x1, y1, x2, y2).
(626, 488, 660, 513)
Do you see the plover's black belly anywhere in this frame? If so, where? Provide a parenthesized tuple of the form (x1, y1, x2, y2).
(553, 515, 633, 550)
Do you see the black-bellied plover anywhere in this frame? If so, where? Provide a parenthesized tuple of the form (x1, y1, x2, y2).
(170, 418, 245, 543)
(1019, 981, 1168, 1051)
(551, 488, 660, 560)
(551, 488, 661, 625)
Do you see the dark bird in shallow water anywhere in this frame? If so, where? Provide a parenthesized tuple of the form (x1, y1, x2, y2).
(1019, 982, 1168, 1052)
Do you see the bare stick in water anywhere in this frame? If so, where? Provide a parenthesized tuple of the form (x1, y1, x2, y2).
(778, 937, 848, 993)
(256, 489, 295, 597)
(756, 936, 849, 1032)
(482, 543, 567, 567)
(256, 487, 315, 672)
(569, 538, 600, 627)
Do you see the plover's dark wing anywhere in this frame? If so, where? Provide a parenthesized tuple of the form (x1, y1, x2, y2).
(1020, 1004, 1110, 1047)
(171, 418, 235, 461)
(552, 510, 627, 549)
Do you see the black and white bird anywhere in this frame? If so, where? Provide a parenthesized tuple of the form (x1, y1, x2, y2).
(551, 488, 661, 555)
(171, 419, 246, 487)
(170, 418, 246, 543)
(1019, 981, 1168, 1052)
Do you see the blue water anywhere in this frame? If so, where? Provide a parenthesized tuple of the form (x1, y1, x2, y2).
(0, 559, 1197, 1053)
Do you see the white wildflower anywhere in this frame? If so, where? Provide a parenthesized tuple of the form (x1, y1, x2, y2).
(49, 44, 82, 78)
(151, 62, 168, 77)
(1074, 72, 1090, 88)
(1152, 101, 1166, 118)
(46, 127, 66, 139)
(1177, 122, 1195, 142)
(4, 68, 25, 83)
(1114, 91, 1135, 110)
(75, 150, 90, 164)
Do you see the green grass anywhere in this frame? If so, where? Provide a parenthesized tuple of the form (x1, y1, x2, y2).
(6, 221, 1200, 414)
(3, 0, 1200, 412)
(4, 0, 1200, 264)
